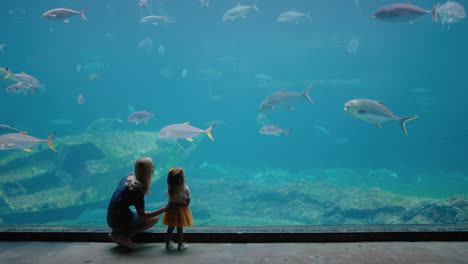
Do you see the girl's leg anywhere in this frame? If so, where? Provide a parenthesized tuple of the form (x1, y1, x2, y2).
(176, 227, 183, 245)
(166, 226, 176, 250)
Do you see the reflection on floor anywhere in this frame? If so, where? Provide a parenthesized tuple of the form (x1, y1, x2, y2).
(0, 241, 467, 264)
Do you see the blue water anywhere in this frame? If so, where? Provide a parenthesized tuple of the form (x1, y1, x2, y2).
(1, 0, 467, 226)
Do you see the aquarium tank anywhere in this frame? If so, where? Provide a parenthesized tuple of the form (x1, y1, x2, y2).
(0, 0, 467, 229)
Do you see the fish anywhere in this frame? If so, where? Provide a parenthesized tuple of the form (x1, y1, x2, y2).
(344, 99, 419, 136)
(373, 2, 439, 24)
(0, 44, 5, 54)
(276, 10, 312, 24)
(157, 44, 165, 57)
(140, 15, 176, 26)
(158, 122, 215, 141)
(128, 111, 155, 125)
(0, 132, 56, 152)
(255, 73, 272, 85)
(180, 68, 188, 78)
(0, 124, 23, 134)
(222, 3, 259, 22)
(4, 68, 42, 90)
(436, 1, 466, 26)
(259, 125, 290, 136)
(5, 82, 35, 95)
(137, 37, 153, 54)
(89, 72, 101, 81)
(77, 94, 85, 104)
(199, 0, 210, 8)
(138, 0, 148, 11)
(259, 85, 314, 114)
(42, 8, 87, 23)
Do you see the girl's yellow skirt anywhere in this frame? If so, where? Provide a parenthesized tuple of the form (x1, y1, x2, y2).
(162, 204, 193, 227)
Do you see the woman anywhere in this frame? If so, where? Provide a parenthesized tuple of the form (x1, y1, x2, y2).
(107, 157, 169, 249)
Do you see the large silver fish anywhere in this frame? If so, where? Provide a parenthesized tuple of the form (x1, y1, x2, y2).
(344, 99, 418, 135)
(260, 85, 314, 113)
(42, 8, 87, 23)
(0, 132, 56, 152)
(0, 124, 23, 134)
(158, 122, 215, 141)
(373, 2, 439, 23)
(222, 3, 259, 22)
(4, 68, 41, 90)
(128, 111, 154, 125)
(259, 125, 290, 136)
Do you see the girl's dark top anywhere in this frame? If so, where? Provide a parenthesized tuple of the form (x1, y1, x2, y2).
(107, 174, 145, 226)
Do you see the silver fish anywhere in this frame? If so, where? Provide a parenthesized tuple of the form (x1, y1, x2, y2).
(159, 122, 215, 141)
(259, 125, 290, 136)
(260, 85, 314, 113)
(277, 10, 312, 24)
(4, 68, 41, 90)
(222, 3, 259, 22)
(140, 15, 176, 26)
(373, 2, 439, 24)
(5, 83, 35, 95)
(437, 1, 466, 25)
(0, 132, 56, 152)
(0, 124, 23, 134)
(128, 111, 154, 125)
(42, 8, 87, 23)
(344, 99, 418, 135)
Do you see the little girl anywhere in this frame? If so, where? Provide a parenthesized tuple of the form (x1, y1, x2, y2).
(162, 167, 194, 251)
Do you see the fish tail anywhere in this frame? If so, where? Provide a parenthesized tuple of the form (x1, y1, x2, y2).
(302, 84, 315, 104)
(4, 67, 12, 79)
(205, 125, 215, 141)
(284, 128, 291, 136)
(399, 116, 419, 136)
(45, 132, 57, 151)
(432, 3, 440, 23)
(80, 8, 87, 20)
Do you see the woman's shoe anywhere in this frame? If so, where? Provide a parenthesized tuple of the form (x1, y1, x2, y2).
(118, 236, 136, 250)
(166, 240, 175, 250)
(178, 242, 189, 251)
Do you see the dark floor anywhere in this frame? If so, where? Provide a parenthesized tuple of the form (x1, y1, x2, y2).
(1, 241, 467, 264)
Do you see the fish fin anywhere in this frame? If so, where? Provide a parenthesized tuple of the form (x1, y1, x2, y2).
(377, 101, 385, 105)
(357, 110, 367, 114)
(183, 122, 190, 125)
(80, 8, 87, 20)
(63, 19, 70, 23)
(302, 84, 315, 104)
(284, 128, 291, 136)
(400, 116, 419, 136)
(50, 14, 57, 17)
(408, 20, 414, 24)
(21, 131, 28, 134)
(45, 132, 57, 151)
(432, 3, 440, 23)
(375, 124, 382, 128)
(4, 67, 12, 79)
(186, 138, 194, 142)
(17, 82, 23, 85)
(288, 106, 295, 111)
(23, 148, 32, 152)
(205, 124, 215, 141)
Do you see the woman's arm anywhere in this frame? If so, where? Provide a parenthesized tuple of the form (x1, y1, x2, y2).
(136, 203, 169, 220)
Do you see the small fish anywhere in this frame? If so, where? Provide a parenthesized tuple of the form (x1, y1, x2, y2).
(42, 8, 87, 23)
(344, 99, 418, 135)
(277, 10, 312, 24)
(0, 124, 23, 134)
(180, 68, 188, 78)
(4, 68, 42, 90)
(0, 44, 5, 54)
(140, 15, 176, 26)
(373, 2, 439, 24)
(5, 82, 35, 95)
(89, 72, 101, 81)
(260, 85, 314, 114)
(128, 111, 154, 125)
(259, 125, 290, 136)
(138, 0, 148, 11)
(437, 1, 466, 26)
(159, 122, 215, 141)
(77, 93, 85, 104)
(222, 3, 259, 22)
(157, 44, 165, 57)
(199, 0, 210, 8)
(0, 132, 56, 152)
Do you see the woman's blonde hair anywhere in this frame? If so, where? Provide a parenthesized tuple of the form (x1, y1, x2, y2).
(166, 167, 185, 199)
(126, 157, 154, 195)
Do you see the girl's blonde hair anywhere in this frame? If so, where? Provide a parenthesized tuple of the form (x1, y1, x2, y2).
(166, 167, 185, 199)
(127, 157, 154, 195)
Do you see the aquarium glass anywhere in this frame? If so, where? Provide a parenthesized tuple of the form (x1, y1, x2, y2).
(0, 0, 467, 228)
